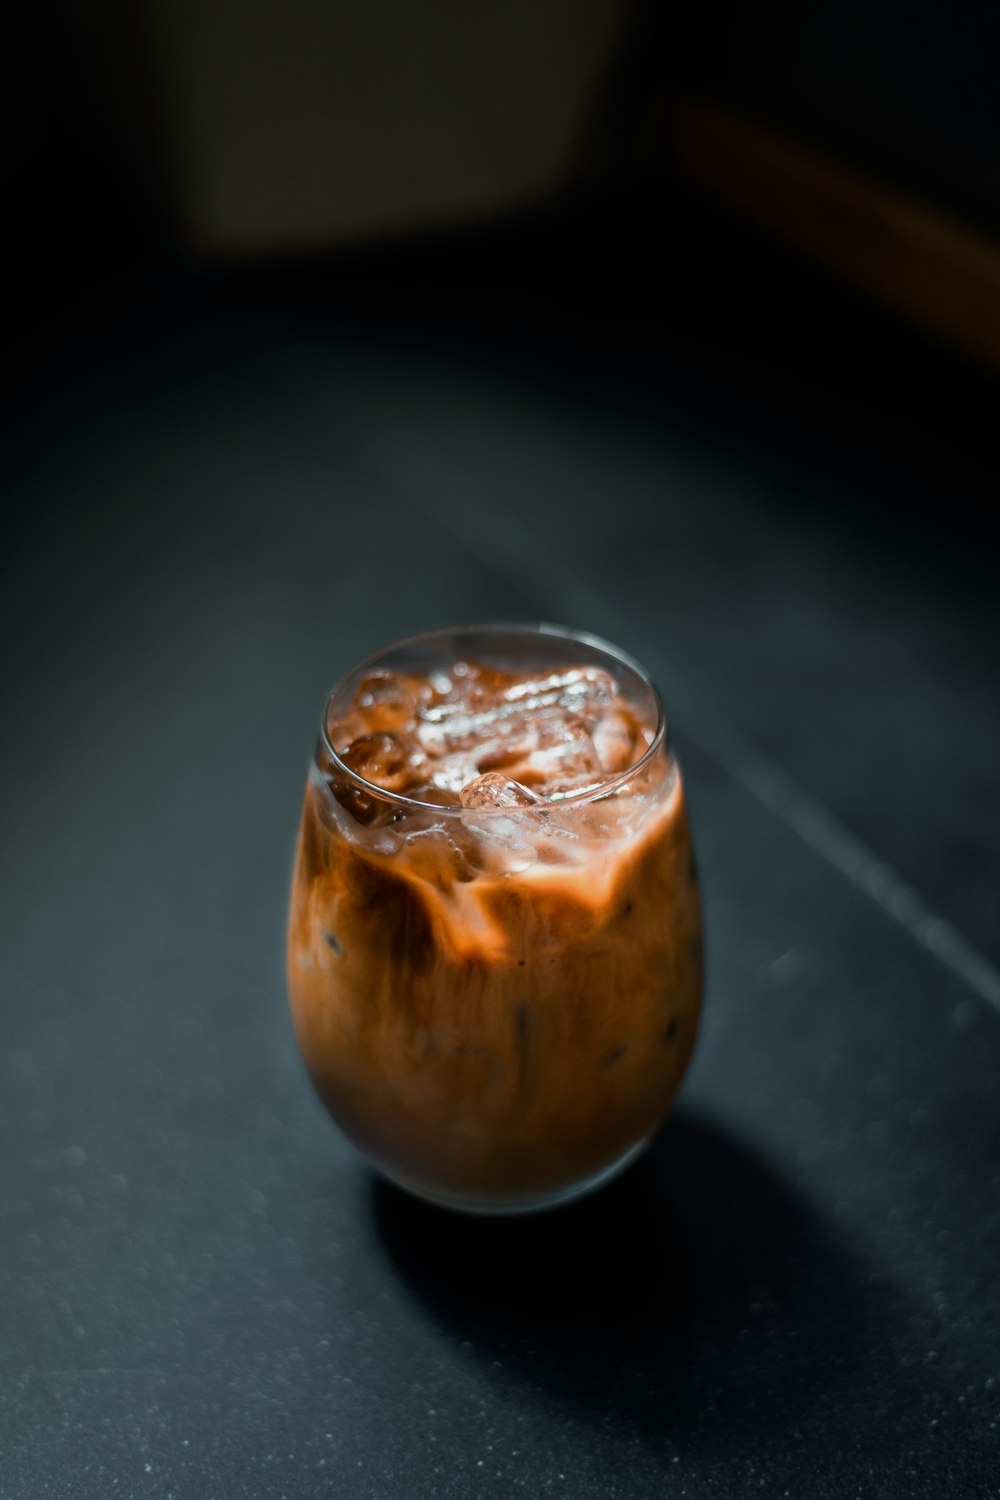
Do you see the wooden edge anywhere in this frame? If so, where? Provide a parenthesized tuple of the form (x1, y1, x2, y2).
(660, 96, 1000, 374)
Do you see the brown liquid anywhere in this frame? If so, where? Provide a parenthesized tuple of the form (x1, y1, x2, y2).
(287, 658, 702, 1205)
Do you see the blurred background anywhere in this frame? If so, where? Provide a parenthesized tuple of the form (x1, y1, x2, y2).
(5, 0, 998, 961)
(7, 0, 1000, 369)
(3, 5, 1000, 1496)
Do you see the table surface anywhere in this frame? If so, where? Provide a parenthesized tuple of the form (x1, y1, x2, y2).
(3, 201, 999, 1499)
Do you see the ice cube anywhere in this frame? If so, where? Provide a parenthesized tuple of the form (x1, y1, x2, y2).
(515, 716, 602, 791)
(403, 824, 476, 885)
(535, 820, 587, 864)
(341, 731, 413, 791)
(503, 666, 616, 724)
(331, 732, 414, 826)
(459, 773, 540, 809)
(452, 662, 520, 704)
(470, 825, 537, 875)
(501, 668, 583, 705)
(416, 701, 522, 757)
(353, 670, 425, 732)
(363, 821, 405, 856)
(428, 755, 482, 795)
(414, 705, 472, 755)
(405, 782, 464, 807)
(457, 808, 538, 875)
(473, 721, 538, 772)
(592, 710, 638, 774)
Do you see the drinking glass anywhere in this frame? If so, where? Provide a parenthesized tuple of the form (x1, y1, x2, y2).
(287, 624, 703, 1213)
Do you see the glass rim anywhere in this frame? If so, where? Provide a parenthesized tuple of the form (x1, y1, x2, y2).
(318, 621, 669, 814)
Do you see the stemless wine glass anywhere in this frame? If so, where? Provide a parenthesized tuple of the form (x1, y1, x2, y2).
(286, 624, 703, 1213)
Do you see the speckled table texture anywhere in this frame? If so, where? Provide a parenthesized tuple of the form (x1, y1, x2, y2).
(3, 215, 999, 1498)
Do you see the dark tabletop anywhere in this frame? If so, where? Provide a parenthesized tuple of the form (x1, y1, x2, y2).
(2, 197, 999, 1499)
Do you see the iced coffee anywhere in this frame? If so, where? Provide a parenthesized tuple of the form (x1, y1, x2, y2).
(287, 625, 702, 1212)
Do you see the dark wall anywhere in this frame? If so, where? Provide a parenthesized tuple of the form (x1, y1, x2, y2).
(6, 0, 999, 265)
(667, 0, 1000, 230)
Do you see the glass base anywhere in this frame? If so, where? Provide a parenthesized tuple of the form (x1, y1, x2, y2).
(377, 1136, 651, 1216)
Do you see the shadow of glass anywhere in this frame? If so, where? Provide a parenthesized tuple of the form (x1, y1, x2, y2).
(372, 1109, 882, 1455)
